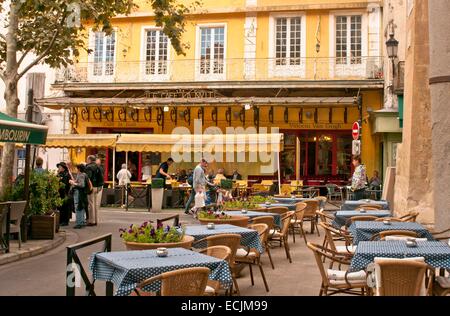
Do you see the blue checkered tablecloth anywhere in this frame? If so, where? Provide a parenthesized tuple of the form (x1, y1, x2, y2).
(185, 224, 264, 253)
(272, 197, 326, 209)
(332, 210, 392, 228)
(224, 211, 281, 228)
(89, 248, 232, 296)
(348, 221, 434, 245)
(350, 241, 450, 272)
(258, 203, 296, 211)
(341, 200, 390, 210)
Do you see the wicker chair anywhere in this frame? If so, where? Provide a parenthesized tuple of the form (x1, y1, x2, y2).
(193, 233, 242, 295)
(307, 242, 367, 296)
(371, 257, 434, 296)
(289, 202, 307, 244)
(269, 211, 295, 263)
(399, 211, 419, 222)
(355, 206, 381, 211)
(200, 246, 232, 296)
(316, 210, 335, 225)
(357, 204, 383, 210)
(345, 215, 379, 228)
(250, 216, 275, 269)
(133, 267, 210, 296)
(374, 217, 403, 222)
(370, 230, 419, 241)
(319, 222, 355, 256)
(264, 206, 289, 216)
(430, 227, 450, 241)
(235, 223, 270, 292)
(302, 200, 320, 236)
(433, 276, 450, 296)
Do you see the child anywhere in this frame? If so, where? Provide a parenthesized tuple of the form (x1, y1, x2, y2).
(189, 185, 206, 218)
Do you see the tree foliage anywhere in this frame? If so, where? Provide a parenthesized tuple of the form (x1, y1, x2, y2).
(0, 0, 198, 78)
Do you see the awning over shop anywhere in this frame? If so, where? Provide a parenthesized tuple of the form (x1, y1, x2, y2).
(44, 134, 119, 148)
(0, 112, 48, 145)
(115, 133, 284, 153)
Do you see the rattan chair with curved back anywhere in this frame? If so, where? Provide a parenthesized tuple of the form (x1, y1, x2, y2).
(300, 200, 320, 236)
(399, 211, 419, 222)
(133, 267, 210, 296)
(370, 230, 419, 241)
(356, 204, 383, 210)
(319, 222, 356, 256)
(372, 258, 434, 296)
(374, 217, 403, 222)
(250, 216, 275, 269)
(356, 206, 382, 211)
(193, 233, 242, 295)
(430, 227, 450, 241)
(269, 211, 295, 263)
(264, 206, 290, 216)
(345, 215, 379, 228)
(316, 210, 339, 251)
(235, 223, 270, 292)
(307, 242, 368, 296)
(289, 202, 307, 244)
(199, 246, 232, 296)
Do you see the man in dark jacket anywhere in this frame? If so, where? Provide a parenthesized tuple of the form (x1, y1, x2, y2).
(85, 155, 102, 226)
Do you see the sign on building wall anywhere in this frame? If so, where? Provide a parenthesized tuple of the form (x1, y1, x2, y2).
(352, 140, 361, 156)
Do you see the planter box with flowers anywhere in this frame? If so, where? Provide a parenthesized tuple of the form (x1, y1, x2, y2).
(151, 178, 165, 213)
(10, 171, 63, 240)
(120, 221, 194, 250)
(197, 206, 249, 228)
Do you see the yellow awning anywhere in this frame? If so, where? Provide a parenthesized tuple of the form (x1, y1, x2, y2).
(44, 134, 119, 148)
(115, 133, 284, 153)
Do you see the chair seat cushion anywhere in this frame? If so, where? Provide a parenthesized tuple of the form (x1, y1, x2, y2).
(235, 248, 257, 259)
(269, 229, 281, 238)
(204, 285, 216, 295)
(436, 276, 450, 289)
(336, 245, 357, 254)
(327, 269, 367, 285)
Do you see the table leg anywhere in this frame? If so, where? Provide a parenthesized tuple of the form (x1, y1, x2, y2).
(106, 281, 114, 296)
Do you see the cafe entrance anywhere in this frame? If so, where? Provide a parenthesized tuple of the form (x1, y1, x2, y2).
(281, 130, 353, 184)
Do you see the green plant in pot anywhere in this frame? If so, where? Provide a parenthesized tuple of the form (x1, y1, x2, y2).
(220, 179, 233, 190)
(10, 171, 64, 239)
(120, 221, 193, 250)
(151, 178, 165, 213)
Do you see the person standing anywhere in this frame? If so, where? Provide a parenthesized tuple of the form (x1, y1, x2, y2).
(156, 158, 174, 181)
(85, 155, 102, 226)
(57, 162, 72, 226)
(185, 159, 208, 214)
(230, 169, 242, 180)
(69, 164, 88, 229)
(95, 157, 105, 223)
(350, 155, 367, 200)
(117, 163, 132, 208)
(34, 157, 45, 174)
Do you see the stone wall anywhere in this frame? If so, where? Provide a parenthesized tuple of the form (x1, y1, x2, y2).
(393, 0, 434, 226)
(428, 0, 450, 231)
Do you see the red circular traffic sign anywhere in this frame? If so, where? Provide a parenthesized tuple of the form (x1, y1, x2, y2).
(352, 122, 360, 140)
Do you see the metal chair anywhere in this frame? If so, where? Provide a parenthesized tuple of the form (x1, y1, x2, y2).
(326, 184, 343, 202)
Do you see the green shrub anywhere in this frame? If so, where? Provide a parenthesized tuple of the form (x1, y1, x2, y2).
(220, 179, 233, 189)
(151, 178, 165, 189)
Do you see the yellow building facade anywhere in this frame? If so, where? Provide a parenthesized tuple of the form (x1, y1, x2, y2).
(39, 0, 384, 185)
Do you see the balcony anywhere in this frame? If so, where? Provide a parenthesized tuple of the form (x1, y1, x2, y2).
(55, 56, 383, 85)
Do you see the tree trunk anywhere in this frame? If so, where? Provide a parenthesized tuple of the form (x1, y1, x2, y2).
(0, 2, 20, 198)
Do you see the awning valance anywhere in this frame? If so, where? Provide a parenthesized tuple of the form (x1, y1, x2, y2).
(44, 134, 119, 148)
(0, 112, 48, 145)
(115, 133, 284, 153)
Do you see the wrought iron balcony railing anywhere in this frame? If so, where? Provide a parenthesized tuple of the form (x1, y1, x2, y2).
(55, 56, 383, 84)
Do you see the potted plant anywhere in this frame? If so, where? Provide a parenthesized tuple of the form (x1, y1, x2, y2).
(223, 199, 259, 211)
(151, 178, 165, 213)
(120, 221, 194, 250)
(220, 179, 233, 190)
(197, 206, 249, 228)
(10, 171, 63, 239)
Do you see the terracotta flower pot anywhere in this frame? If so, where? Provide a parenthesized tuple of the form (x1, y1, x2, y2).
(198, 216, 250, 228)
(123, 235, 195, 251)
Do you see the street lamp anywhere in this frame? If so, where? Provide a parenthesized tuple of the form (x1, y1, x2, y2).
(386, 33, 399, 75)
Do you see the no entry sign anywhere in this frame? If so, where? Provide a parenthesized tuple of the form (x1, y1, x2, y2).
(352, 122, 360, 140)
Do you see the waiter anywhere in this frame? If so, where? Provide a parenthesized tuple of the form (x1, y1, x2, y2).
(156, 157, 174, 182)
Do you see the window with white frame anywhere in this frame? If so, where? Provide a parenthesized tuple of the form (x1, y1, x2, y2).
(92, 31, 116, 76)
(199, 26, 225, 75)
(335, 15, 362, 65)
(275, 16, 302, 66)
(144, 29, 169, 75)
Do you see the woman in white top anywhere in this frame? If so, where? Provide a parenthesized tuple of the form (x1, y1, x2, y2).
(117, 164, 132, 185)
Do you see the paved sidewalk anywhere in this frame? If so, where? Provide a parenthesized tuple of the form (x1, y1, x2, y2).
(0, 232, 66, 266)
